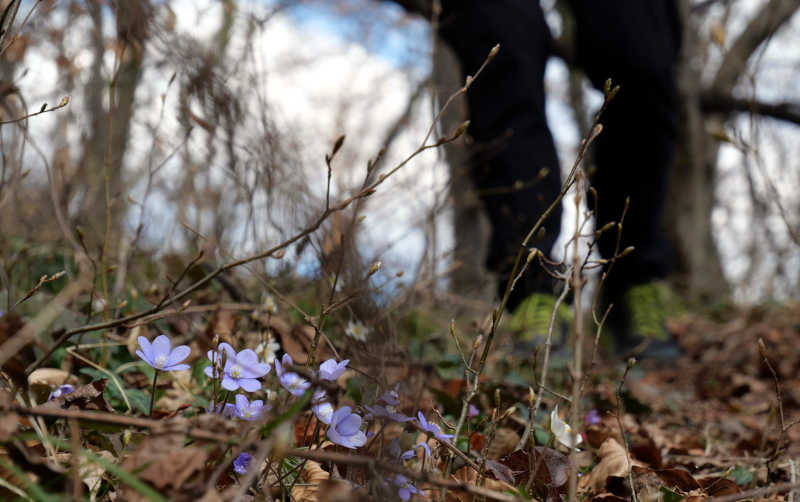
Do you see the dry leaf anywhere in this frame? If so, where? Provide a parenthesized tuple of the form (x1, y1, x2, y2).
(486, 427, 520, 460)
(290, 460, 330, 501)
(122, 433, 209, 491)
(580, 438, 632, 493)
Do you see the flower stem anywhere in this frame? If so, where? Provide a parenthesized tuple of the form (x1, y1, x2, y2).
(149, 370, 159, 417)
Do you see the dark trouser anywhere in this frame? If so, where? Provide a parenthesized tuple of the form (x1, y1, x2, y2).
(439, 0, 682, 310)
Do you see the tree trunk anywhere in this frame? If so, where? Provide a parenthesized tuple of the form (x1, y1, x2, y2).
(434, 38, 494, 301)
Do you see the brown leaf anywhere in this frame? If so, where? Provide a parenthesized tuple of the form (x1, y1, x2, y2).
(122, 433, 209, 491)
(48, 380, 112, 412)
(486, 427, 520, 460)
(698, 477, 740, 497)
(290, 460, 330, 502)
(653, 468, 701, 492)
(580, 438, 632, 493)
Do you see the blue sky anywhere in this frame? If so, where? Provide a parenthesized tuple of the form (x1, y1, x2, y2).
(283, 1, 432, 70)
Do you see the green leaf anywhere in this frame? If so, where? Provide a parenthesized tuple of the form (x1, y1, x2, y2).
(729, 467, 754, 486)
(345, 378, 362, 405)
(125, 388, 151, 415)
(660, 486, 684, 502)
(534, 426, 552, 446)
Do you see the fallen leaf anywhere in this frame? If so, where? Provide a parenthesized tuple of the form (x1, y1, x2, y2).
(290, 460, 330, 502)
(580, 438, 632, 493)
(121, 433, 209, 491)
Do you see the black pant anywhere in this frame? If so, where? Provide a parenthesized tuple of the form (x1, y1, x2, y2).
(439, 0, 682, 310)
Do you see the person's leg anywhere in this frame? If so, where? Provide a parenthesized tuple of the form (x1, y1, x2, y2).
(569, 0, 681, 298)
(439, 0, 562, 311)
(569, 0, 682, 356)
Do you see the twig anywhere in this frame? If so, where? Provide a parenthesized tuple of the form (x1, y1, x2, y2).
(11, 271, 66, 310)
(615, 358, 638, 502)
(0, 96, 70, 125)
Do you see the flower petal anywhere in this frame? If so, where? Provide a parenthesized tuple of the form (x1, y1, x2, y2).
(221, 375, 239, 391)
(137, 336, 153, 362)
(336, 413, 362, 436)
(151, 335, 171, 359)
(165, 363, 190, 371)
(166, 344, 191, 367)
(235, 394, 249, 411)
(135, 349, 153, 367)
(238, 377, 261, 392)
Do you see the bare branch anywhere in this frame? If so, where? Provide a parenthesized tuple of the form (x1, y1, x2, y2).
(700, 92, 800, 126)
(711, 0, 800, 95)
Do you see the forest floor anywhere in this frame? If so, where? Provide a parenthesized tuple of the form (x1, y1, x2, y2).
(1, 279, 799, 502)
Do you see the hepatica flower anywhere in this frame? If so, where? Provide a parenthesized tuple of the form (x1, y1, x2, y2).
(137, 335, 190, 371)
(275, 354, 310, 396)
(281, 372, 311, 396)
(234, 394, 267, 421)
(392, 474, 420, 501)
(417, 411, 454, 442)
(312, 389, 334, 425)
(551, 405, 582, 449)
(344, 320, 368, 342)
(327, 406, 367, 449)
(48, 384, 74, 401)
(207, 402, 236, 418)
(233, 452, 252, 475)
(365, 404, 413, 423)
(318, 358, 349, 381)
(401, 442, 431, 461)
(204, 343, 270, 392)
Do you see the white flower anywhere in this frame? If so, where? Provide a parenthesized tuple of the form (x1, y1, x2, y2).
(550, 405, 582, 449)
(255, 337, 281, 366)
(345, 320, 368, 342)
(263, 295, 278, 315)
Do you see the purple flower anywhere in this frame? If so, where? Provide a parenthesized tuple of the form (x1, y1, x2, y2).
(274, 353, 293, 377)
(204, 343, 270, 392)
(392, 474, 420, 501)
(233, 452, 251, 475)
(364, 404, 413, 423)
(48, 384, 74, 401)
(401, 442, 431, 461)
(326, 406, 367, 449)
(380, 388, 401, 406)
(318, 358, 349, 381)
(585, 409, 601, 425)
(234, 394, 267, 421)
(417, 411, 454, 442)
(468, 404, 479, 418)
(280, 371, 311, 396)
(136, 335, 191, 371)
(207, 402, 236, 418)
(312, 389, 334, 425)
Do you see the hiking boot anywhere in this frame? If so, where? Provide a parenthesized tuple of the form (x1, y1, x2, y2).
(510, 292, 573, 351)
(608, 281, 683, 362)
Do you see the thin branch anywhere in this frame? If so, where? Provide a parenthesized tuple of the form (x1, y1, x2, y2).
(0, 96, 70, 126)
